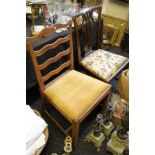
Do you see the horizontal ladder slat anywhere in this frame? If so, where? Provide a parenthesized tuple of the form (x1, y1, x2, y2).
(34, 35, 70, 57)
(39, 48, 70, 70)
(42, 60, 71, 82)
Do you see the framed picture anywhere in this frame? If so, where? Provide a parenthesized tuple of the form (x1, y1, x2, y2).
(103, 14, 128, 47)
(103, 23, 119, 46)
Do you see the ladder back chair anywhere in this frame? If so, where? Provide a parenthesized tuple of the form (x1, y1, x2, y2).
(26, 20, 111, 148)
(72, 5, 129, 83)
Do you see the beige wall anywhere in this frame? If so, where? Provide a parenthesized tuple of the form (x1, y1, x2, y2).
(102, 0, 129, 21)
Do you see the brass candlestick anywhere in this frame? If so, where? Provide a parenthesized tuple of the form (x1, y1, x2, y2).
(85, 113, 105, 151)
(106, 105, 129, 155)
(117, 105, 129, 140)
(102, 102, 114, 138)
(106, 130, 128, 155)
(63, 136, 72, 154)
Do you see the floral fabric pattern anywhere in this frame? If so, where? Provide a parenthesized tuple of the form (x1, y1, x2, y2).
(81, 49, 128, 81)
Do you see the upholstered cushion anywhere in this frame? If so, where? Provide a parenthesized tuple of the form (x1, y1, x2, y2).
(81, 49, 128, 81)
(44, 70, 111, 122)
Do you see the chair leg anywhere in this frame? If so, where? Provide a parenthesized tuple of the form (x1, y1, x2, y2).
(39, 90, 48, 116)
(72, 122, 79, 149)
(102, 91, 112, 114)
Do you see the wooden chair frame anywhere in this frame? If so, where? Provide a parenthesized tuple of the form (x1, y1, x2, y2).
(72, 5, 102, 62)
(27, 20, 111, 148)
(72, 5, 129, 83)
(27, 20, 74, 91)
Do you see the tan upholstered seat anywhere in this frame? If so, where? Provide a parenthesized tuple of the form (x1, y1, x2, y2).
(44, 70, 111, 122)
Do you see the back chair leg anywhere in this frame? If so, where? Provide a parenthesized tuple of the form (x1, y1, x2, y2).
(72, 122, 79, 149)
(102, 90, 112, 114)
(39, 90, 48, 116)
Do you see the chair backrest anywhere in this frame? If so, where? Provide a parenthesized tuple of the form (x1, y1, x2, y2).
(72, 12, 87, 62)
(72, 5, 102, 62)
(26, 20, 74, 91)
(85, 5, 102, 49)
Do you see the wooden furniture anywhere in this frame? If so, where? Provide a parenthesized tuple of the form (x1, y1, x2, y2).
(26, 16, 103, 89)
(72, 5, 129, 82)
(27, 20, 112, 148)
(72, 5, 102, 55)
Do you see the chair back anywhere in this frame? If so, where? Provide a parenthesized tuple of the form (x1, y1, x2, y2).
(85, 5, 102, 49)
(72, 12, 87, 62)
(26, 20, 74, 91)
(72, 5, 102, 62)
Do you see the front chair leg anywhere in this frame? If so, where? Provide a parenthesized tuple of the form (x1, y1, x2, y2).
(72, 122, 79, 149)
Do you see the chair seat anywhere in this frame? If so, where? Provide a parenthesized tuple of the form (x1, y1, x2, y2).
(81, 49, 128, 81)
(44, 70, 111, 122)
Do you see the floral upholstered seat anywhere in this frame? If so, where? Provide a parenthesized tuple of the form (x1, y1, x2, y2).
(81, 49, 128, 82)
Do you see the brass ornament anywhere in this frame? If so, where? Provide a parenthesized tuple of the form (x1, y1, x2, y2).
(85, 113, 105, 151)
(63, 136, 72, 154)
(102, 102, 114, 137)
(106, 105, 129, 154)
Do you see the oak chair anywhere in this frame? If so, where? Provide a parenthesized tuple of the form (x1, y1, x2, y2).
(72, 5, 129, 82)
(26, 20, 111, 148)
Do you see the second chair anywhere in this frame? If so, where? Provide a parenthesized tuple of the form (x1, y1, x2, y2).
(72, 5, 129, 83)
